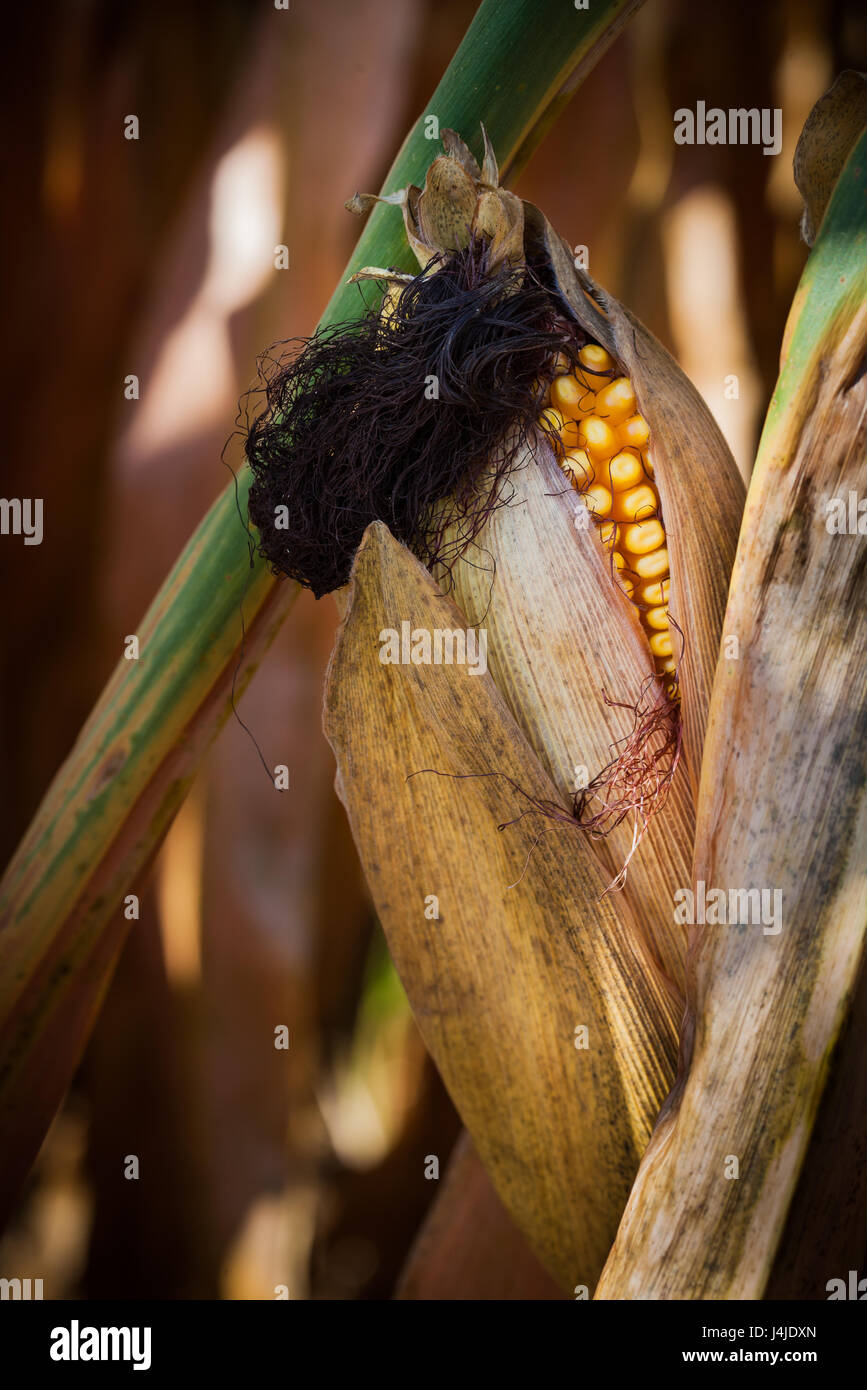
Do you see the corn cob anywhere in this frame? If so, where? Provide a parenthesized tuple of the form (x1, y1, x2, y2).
(540, 345, 677, 697)
(249, 124, 743, 854)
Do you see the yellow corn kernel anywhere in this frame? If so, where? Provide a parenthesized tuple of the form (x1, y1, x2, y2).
(649, 630, 673, 658)
(642, 451, 654, 478)
(617, 574, 634, 598)
(617, 414, 651, 451)
(621, 518, 666, 555)
(605, 449, 644, 492)
(657, 656, 678, 675)
(579, 343, 614, 372)
(562, 419, 583, 450)
(561, 449, 595, 489)
(552, 351, 571, 374)
(612, 483, 658, 523)
(578, 416, 618, 459)
(577, 345, 615, 395)
(638, 577, 670, 606)
(539, 406, 566, 436)
(551, 373, 590, 419)
(539, 407, 581, 454)
(598, 520, 617, 550)
(631, 546, 670, 580)
(574, 370, 601, 399)
(583, 483, 613, 518)
(581, 370, 614, 397)
(577, 395, 601, 420)
(594, 376, 636, 426)
(575, 386, 603, 419)
(644, 605, 670, 631)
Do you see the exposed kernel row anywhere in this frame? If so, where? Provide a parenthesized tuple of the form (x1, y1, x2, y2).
(540, 344, 677, 694)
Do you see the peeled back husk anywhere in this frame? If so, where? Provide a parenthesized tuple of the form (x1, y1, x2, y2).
(324, 522, 680, 1290)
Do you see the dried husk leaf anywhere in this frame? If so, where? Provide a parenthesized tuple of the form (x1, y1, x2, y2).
(324, 521, 680, 1289)
(471, 187, 525, 270)
(416, 156, 480, 254)
(479, 121, 500, 187)
(444, 442, 695, 992)
(440, 128, 482, 181)
(346, 131, 526, 274)
(594, 126, 867, 1300)
(347, 266, 414, 286)
(346, 184, 431, 268)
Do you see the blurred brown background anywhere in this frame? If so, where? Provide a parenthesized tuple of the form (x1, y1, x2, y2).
(0, 0, 864, 1299)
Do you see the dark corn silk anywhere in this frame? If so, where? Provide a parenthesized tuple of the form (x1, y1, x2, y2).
(246, 244, 575, 598)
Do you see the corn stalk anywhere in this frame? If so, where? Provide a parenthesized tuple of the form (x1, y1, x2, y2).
(0, 0, 644, 1223)
(595, 115, 867, 1301)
